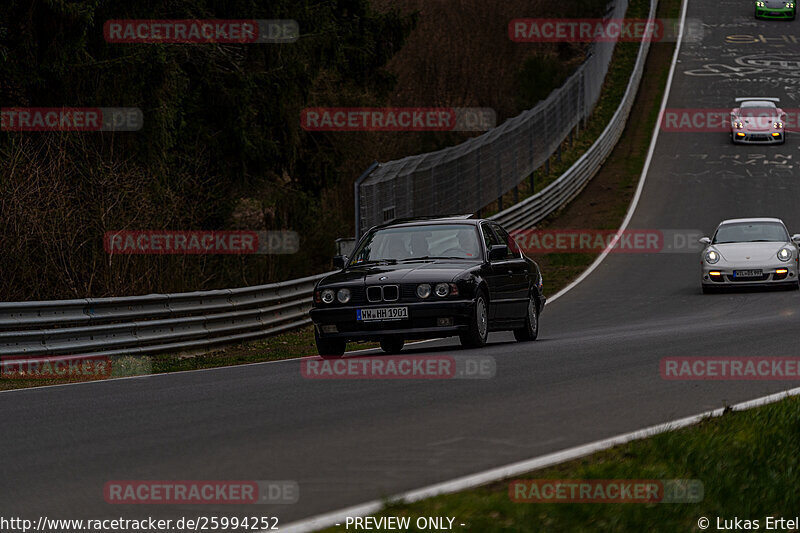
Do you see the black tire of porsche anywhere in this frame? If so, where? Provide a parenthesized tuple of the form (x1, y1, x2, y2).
(460, 292, 489, 348)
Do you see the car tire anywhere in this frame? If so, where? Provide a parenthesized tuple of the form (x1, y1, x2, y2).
(315, 329, 345, 358)
(701, 285, 717, 294)
(460, 291, 489, 349)
(380, 336, 404, 354)
(513, 295, 539, 342)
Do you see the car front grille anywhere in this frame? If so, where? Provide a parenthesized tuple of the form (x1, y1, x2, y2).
(401, 284, 418, 300)
(367, 286, 382, 302)
(366, 285, 400, 302)
(383, 285, 399, 301)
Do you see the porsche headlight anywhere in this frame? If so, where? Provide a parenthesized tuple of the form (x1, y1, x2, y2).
(416, 283, 432, 299)
(778, 247, 792, 262)
(336, 288, 351, 303)
(755, 1, 765, 6)
(321, 289, 335, 304)
(786, 2, 794, 8)
(733, 121, 743, 129)
(774, 122, 784, 128)
(705, 250, 720, 264)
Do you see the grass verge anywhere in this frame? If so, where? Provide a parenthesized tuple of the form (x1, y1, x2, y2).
(319, 395, 800, 532)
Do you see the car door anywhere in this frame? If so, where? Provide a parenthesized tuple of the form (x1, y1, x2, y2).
(479, 222, 504, 320)
(490, 223, 530, 320)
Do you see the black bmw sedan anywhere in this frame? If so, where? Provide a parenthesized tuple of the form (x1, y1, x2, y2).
(309, 215, 546, 356)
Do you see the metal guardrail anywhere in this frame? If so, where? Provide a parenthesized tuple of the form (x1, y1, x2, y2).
(0, 272, 334, 357)
(0, 0, 656, 359)
(492, 0, 657, 231)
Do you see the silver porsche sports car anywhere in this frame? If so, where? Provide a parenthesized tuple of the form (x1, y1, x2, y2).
(730, 97, 786, 144)
(700, 218, 800, 293)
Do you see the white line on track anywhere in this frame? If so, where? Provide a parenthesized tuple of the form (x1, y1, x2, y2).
(279, 385, 800, 533)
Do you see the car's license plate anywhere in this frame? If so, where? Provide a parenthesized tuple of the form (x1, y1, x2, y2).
(357, 307, 408, 321)
(734, 269, 762, 278)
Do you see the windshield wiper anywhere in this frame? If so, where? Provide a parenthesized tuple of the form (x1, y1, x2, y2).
(398, 256, 468, 262)
(352, 259, 397, 266)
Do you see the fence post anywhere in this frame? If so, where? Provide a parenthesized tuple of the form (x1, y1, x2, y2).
(354, 161, 379, 239)
(496, 151, 502, 211)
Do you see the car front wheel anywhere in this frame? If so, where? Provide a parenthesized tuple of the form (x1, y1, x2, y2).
(514, 296, 539, 342)
(315, 329, 345, 358)
(380, 336, 404, 354)
(460, 292, 489, 349)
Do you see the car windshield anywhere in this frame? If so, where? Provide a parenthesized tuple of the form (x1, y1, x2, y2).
(740, 107, 776, 118)
(349, 223, 482, 265)
(713, 222, 789, 244)
(739, 101, 776, 117)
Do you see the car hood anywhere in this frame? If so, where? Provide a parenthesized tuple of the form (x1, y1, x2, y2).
(763, 0, 789, 7)
(712, 242, 789, 262)
(320, 261, 477, 286)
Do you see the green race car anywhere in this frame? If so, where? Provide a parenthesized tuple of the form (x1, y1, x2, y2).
(755, 0, 796, 19)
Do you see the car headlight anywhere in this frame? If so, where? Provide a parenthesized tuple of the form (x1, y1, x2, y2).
(705, 250, 720, 264)
(435, 283, 450, 297)
(416, 283, 432, 298)
(774, 122, 783, 128)
(321, 289, 335, 304)
(756, 1, 765, 6)
(787, 2, 794, 7)
(733, 121, 743, 129)
(778, 247, 793, 262)
(336, 288, 351, 303)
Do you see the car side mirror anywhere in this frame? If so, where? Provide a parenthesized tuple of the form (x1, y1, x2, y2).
(792, 234, 800, 244)
(488, 244, 508, 261)
(333, 255, 348, 269)
(698, 237, 711, 245)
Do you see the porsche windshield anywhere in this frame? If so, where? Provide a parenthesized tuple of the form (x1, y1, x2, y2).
(713, 222, 789, 244)
(350, 224, 482, 264)
(740, 101, 776, 118)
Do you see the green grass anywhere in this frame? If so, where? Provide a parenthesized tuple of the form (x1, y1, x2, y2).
(320, 395, 800, 532)
(0, 327, 378, 391)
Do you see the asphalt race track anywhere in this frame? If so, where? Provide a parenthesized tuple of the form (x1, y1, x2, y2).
(4, 0, 800, 528)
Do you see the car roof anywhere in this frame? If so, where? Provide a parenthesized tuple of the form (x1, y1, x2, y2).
(719, 217, 785, 225)
(372, 215, 484, 230)
(740, 100, 776, 108)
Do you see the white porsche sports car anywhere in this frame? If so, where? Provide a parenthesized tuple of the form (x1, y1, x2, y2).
(700, 218, 800, 293)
